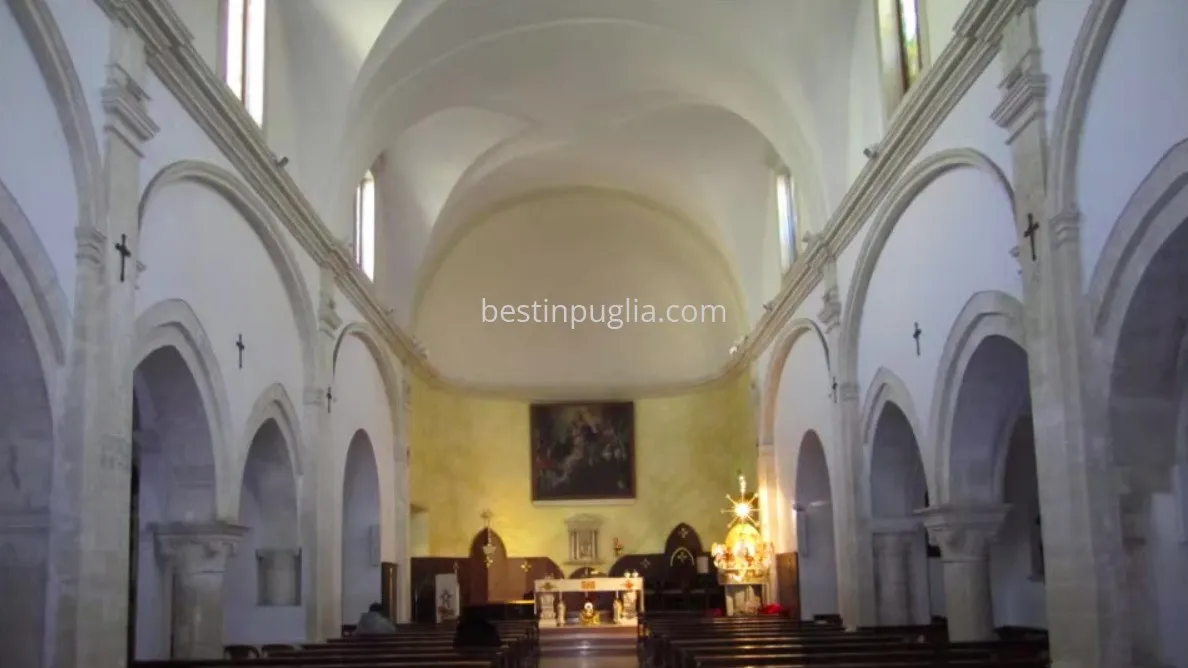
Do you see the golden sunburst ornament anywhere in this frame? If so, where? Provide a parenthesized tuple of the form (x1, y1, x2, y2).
(722, 471, 759, 529)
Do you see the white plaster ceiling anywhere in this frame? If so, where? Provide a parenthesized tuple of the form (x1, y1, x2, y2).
(272, 0, 867, 387)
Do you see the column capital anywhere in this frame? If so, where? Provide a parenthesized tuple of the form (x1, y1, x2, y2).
(917, 503, 1009, 562)
(153, 520, 248, 573)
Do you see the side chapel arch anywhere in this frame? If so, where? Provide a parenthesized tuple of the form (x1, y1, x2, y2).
(861, 367, 931, 510)
(761, 317, 832, 446)
(331, 321, 405, 454)
(230, 382, 304, 514)
(840, 149, 1015, 382)
(929, 291, 1028, 503)
(138, 160, 317, 388)
(133, 298, 233, 515)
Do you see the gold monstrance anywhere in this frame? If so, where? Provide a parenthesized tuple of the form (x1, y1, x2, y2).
(709, 472, 773, 585)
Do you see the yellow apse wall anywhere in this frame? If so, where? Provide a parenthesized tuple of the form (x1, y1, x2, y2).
(408, 372, 757, 570)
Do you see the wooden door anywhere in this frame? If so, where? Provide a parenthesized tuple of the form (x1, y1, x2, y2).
(776, 552, 800, 619)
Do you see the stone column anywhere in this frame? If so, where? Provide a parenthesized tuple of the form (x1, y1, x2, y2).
(39, 13, 160, 668)
(756, 443, 779, 603)
(918, 504, 1008, 641)
(304, 265, 340, 640)
(155, 521, 247, 659)
(258, 548, 302, 606)
(872, 531, 915, 626)
(817, 255, 876, 627)
(992, 6, 1128, 668)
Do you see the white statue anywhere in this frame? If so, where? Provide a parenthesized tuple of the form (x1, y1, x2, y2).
(539, 592, 556, 622)
(556, 600, 566, 626)
(725, 595, 735, 616)
(622, 589, 637, 618)
(613, 598, 623, 624)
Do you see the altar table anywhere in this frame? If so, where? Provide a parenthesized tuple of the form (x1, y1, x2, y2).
(533, 576, 645, 618)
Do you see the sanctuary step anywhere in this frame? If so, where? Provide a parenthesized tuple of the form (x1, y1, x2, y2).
(539, 624, 638, 659)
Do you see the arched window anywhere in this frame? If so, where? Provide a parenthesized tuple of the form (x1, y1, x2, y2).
(775, 171, 798, 272)
(354, 171, 376, 280)
(877, 0, 928, 114)
(223, 0, 266, 125)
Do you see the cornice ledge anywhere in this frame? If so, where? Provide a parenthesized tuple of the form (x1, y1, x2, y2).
(431, 366, 751, 402)
(722, 0, 1010, 376)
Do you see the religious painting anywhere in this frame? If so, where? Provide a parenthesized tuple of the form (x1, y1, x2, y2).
(530, 402, 635, 502)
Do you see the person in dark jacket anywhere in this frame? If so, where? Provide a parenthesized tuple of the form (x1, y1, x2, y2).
(453, 610, 501, 648)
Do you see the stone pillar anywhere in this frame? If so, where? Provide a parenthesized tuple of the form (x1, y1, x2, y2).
(756, 443, 779, 603)
(154, 522, 247, 659)
(817, 255, 876, 627)
(258, 548, 302, 606)
(872, 531, 915, 626)
(918, 504, 1008, 642)
(991, 6, 1128, 668)
(40, 13, 160, 668)
(304, 266, 340, 639)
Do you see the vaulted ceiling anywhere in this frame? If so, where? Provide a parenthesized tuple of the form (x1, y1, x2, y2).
(266, 0, 877, 391)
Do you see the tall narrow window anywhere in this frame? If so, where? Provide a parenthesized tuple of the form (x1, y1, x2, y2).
(896, 0, 924, 91)
(776, 171, 798, 272)
(223, 0, 266, 124)
(354, 171, 376, 280)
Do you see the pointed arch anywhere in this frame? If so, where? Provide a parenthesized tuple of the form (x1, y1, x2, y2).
(8, 0, 103, 234)
(1047, 0, 1127, 217)
(840, 149, 1015, 381)
(760, 317, 831, 446)
(0, 178, 68, 387)
(861, 366, 931, 506)
(332, 321, 405, 458)
(231, 382, 304, 513)
(133, 298, 233, 515)
(138, 160, 316, 388)
(928, 291, 1027, 503)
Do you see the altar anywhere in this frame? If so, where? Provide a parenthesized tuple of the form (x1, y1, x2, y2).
(534, 576, 644, 626)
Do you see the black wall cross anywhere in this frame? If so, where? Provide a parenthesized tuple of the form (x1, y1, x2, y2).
(326, 385, 334, 413)
(235, 334, 246, 369)
(912, 322, 922, 356)
(114, 234, 132, 282)
(1023, 214, 1040, 261)
(830, 378, 838, 403)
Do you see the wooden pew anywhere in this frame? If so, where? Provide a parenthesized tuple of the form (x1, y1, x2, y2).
(639, 614, 1048, 668)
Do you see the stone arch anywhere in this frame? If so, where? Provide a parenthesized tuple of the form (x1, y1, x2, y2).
(840, 149, 1015, 382)
(929, 291, 1028, 503)
(331, 321, 404, 450)
(1047, 0, 1127, 217)
(760, 317, 832, 446)
(133, 299, 232, 515)
(232, 382, 304, 510)
(862, 367, 930, 515)
(222, 407, 304, 643)
(0, 177, 64, 667)
(0, 178, 68, 395)
(341, 429, 382, 623)
(1084, 137, 1188, 668)
(793, 430, 838, 620)
(138, 160, 316, 387)
(860, 363, 931, 503)
(8, 0, 103, 234)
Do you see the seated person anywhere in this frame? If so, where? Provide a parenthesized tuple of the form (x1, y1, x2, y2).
(355, 602, 397, 636)
(453, 610, 501, 648)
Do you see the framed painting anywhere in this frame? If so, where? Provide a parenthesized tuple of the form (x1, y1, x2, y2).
(530, 401, 635, 502)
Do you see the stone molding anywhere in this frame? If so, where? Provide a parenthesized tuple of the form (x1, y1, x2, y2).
(154, 520, 248, 573)
(92, 0, 1028, 400)
(917, 503, 1009, 562)
(101, 63, 159, 154)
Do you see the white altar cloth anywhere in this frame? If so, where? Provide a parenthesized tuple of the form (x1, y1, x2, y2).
(533, 576, 645, 615)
